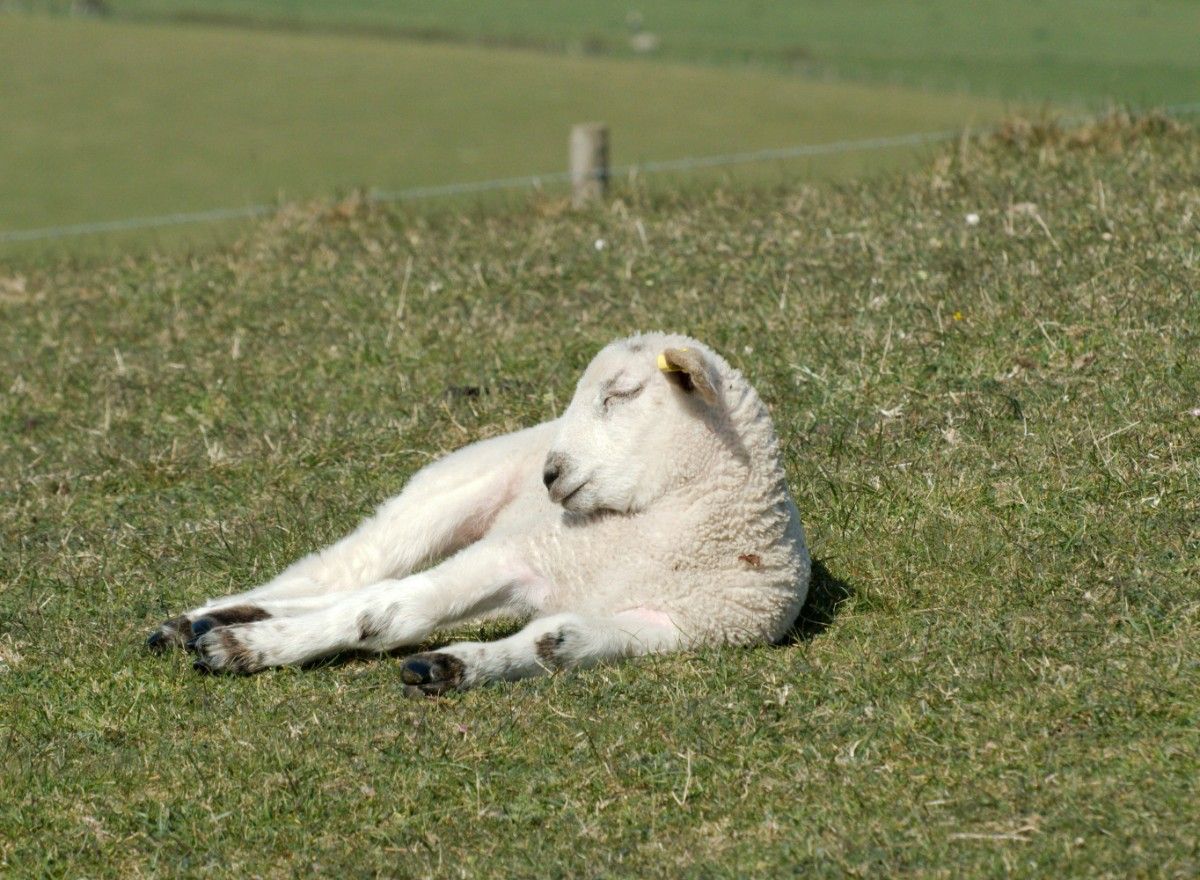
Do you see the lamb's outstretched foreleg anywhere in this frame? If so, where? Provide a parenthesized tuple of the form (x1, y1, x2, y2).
(189, 541, 544, 674)
(147, 422, 554, 651)
(399, 609, 682, 696)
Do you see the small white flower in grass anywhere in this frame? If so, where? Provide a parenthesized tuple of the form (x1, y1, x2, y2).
(630, 31, 661, 53)
(965, 212, 980, 226)
(1189, 407, 1200, 418)
(594, 238, 606, 251)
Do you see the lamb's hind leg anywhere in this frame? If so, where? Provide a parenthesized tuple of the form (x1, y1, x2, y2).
(151, 591, 360, 652)
(176, 594, 349, 651)
(190, 541, 541, 674)
(147, 422, 553, 652)
(400, 609, 682, 696)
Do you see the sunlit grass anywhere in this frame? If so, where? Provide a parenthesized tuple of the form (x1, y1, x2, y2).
(1, 116, 1197, 876)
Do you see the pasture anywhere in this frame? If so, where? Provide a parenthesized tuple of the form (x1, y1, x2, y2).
(22, 0, 1200, 103)
(2, 117, 1197, 876)
(0, 14, 1007, 255)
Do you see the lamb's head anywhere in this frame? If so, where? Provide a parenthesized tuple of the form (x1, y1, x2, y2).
(543, 334, 733, 515)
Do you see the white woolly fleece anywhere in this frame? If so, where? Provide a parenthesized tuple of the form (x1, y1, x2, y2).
(151, 333, 810, 690)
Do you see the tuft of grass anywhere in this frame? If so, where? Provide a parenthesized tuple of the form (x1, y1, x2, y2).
(1, 116, 1198, 876)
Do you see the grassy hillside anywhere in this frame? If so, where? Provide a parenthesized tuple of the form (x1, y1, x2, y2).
(2, 116, 1198, 876)
(0, 14, 1007, 254)
(22, 0, 1200, 104)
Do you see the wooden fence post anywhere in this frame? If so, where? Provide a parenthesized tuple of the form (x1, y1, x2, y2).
(570, 123, 609, 207)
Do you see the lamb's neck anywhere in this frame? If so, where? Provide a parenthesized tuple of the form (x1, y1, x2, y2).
(721, 383, 789, 486)
(671, 383, 791, 521)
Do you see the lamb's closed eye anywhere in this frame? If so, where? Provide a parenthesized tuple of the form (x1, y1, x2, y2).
(603, 383, 645, 409)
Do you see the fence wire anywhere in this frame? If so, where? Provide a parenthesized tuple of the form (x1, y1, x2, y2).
(4, 102, 1199, 245)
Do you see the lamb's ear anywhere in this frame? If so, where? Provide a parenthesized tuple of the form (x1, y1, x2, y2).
(657, 347, 719, 404)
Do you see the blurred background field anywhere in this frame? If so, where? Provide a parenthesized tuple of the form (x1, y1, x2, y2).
(17, 0, 1200, 102)
(3, 1, 1198, 256)
(0, 14, 1007, 251)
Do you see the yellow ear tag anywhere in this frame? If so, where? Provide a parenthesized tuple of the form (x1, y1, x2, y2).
(657, 350, 686, 372)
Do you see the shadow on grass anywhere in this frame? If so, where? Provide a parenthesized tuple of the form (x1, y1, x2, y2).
(780, 557, 854, 645)
(301, 618, 528, 672)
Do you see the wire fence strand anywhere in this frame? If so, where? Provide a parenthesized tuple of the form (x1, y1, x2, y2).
(4, 102, 1199, 245)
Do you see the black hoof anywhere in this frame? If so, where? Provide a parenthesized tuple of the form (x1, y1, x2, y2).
(400, 652, 466, 697)
(145, 616, 192, 653)
(401, 656, 434, 683)
(185, 617, 216, 650)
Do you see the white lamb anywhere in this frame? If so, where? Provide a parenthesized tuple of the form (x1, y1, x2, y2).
(147, 333, 811, 695)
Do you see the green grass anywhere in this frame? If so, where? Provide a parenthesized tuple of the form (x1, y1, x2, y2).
(0, 14, 1008, 256)
(2, 115, 1198, 875)
(23, 0, 1200, 104)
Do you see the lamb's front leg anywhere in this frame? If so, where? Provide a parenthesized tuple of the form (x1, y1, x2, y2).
(399, 609, 682, 696)
(190, 542, 542, 674)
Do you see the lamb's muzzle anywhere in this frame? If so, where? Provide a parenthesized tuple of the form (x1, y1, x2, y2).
(542, 449, 574, 501)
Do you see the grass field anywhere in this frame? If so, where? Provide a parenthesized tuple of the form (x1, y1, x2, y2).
(22, 0, 1200, 104)
(0, 14, 1008, 254)
(2, 116, 1197, 876)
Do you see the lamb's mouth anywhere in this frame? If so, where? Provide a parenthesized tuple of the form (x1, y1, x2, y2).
(555, 481, 589, 509)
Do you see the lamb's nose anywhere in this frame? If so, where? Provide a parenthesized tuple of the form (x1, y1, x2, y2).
(542, 464, 560, 489)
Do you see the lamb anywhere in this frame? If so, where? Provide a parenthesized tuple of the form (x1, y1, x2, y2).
(146, 333, 811, 695)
